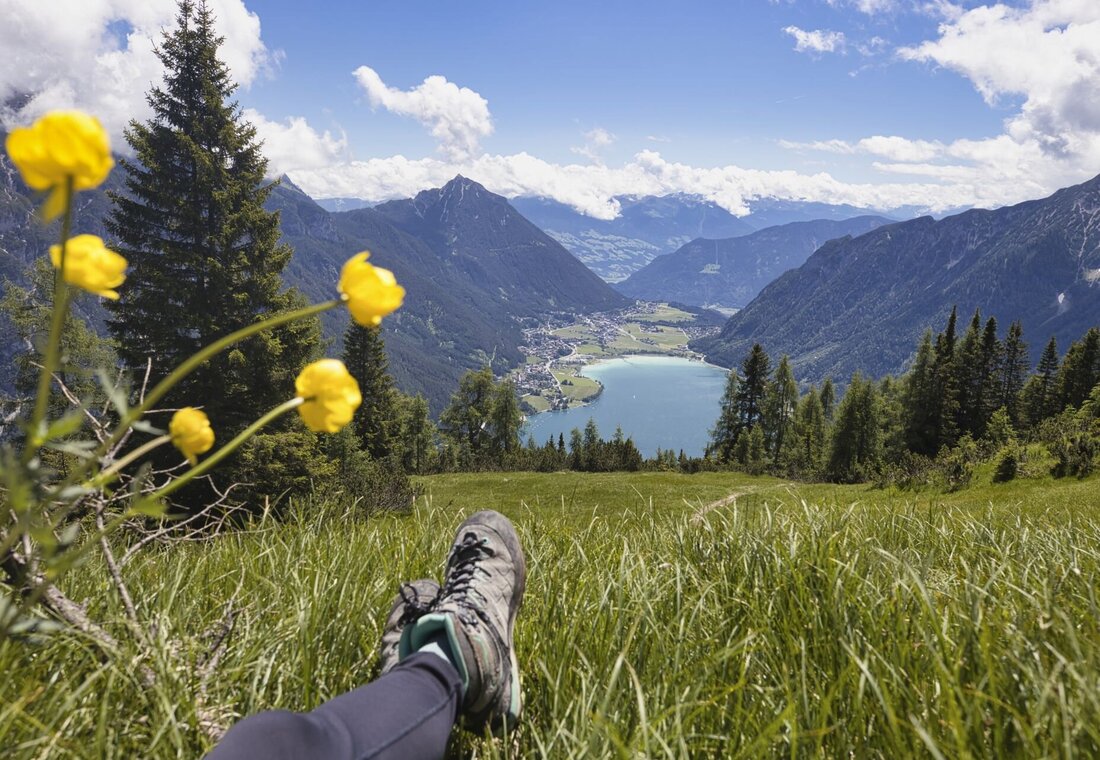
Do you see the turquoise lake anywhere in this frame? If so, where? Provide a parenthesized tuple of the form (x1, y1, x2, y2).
(523, 355, 730, 457)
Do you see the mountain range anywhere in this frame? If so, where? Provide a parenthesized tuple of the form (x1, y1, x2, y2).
(510, 195, 898, 283)
(614, 216, 892, 311)
(693, 173, 1100, 383)
(0, 163, 627, 413)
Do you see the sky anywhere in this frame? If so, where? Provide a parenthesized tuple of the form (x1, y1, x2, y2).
(4, 0, 1100, 218)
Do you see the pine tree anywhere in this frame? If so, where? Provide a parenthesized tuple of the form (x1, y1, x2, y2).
(343, 323, 396, 460)
(932, 309, 961, 451)
(903, 329, 939, 456)
(953, 308, 984, 436)
(1057, 327, 1100, 410)
(999, 320, 1029, 425)
(763, 355, 798, 466)
(106, 0, 319, 437)
(395, 393, 435, 474)
(820, 377, 836, 424)
(736, 344, 771, 434)
(792, 386, 826, 476)
(440, 366, 496, 465)
(709, 369, 741, 463)
(489, 379, 523, 457)
(1022, 336, 1060, 426)
(826, 374, 882, 482)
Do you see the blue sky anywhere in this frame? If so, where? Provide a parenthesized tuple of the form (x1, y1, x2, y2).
(5, 0, 1100, 217)
(243, 0, 1007, 174)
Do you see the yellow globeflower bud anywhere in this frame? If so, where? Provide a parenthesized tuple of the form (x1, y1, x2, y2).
(295, 359, 362, 433)
(6, 111, 113, 195)
(49, 234, 127, 299)
(170, 407, 215, 466)
(338, 252, 405, 327)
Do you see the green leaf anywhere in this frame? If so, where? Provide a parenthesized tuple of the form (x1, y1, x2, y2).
(131, 419, 163, 435)
(46, 440, 98, 458)
(41, 411, 85, 442)
(129, 497, 167, 518)
(96, 368, 130, 416)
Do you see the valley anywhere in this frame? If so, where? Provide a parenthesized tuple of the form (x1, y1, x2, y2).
(512, 302, 721, 413)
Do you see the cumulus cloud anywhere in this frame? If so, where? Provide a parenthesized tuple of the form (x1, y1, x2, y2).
(287, 147, 1043, 221)
(899, 1, 1100, 156)
(353, 66, 492, 161)
(244, 109, 349, 174)
(0, 0, 272, 141)
(571, 127, 616, 163)
(783, 26, 847, 54)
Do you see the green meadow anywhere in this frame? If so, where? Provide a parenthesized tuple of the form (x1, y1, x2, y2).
(3, 470, 1100, 758)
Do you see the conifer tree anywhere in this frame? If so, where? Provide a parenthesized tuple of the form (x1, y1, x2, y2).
(998, 320, 1029, 425)
(792, 387, 826, 476)
(820, 377, 836, 424)
(953, 308, 984, 436)
(489, 379, 523, 456)
(736, 344, 771, 434)
(106, 0, 319, 437)
(344, 323, 396, 459)
(1057, 327, 1100, 410)
(440, 366, 496, 464)
(903, 329, 939, 455)
(709, 369, 741, 463)
(1022, 337, 1060, 426)
(763, 355, 798, 466)
(395, 393, 435, 474)
(826, 374, 882, 482)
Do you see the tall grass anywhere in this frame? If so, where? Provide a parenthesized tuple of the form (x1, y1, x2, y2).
(2, 471, 1099, 758)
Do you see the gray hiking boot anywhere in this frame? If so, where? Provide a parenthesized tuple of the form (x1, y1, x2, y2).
(379, 579, 440, 674)
(399, 510, 527, 734)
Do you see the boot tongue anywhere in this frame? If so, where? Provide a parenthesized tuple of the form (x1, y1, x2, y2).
(406, 614, 472, 696)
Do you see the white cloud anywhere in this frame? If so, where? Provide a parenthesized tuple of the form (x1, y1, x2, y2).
(571, 127, 616, 163)
(899, 1, 1100, 155)
(287, 147, 1046, 220)
(0, 0, 272, 142)
(353, 66, 492, 161)
(783, 26, 847, 54)
(244, 109, 348, 174)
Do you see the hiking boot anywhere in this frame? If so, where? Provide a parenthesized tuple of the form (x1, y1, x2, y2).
(379, 579, 440, 674)
(399, 510, 527, 734)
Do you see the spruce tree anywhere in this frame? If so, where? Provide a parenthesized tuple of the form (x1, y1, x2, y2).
(440, 366, 496, 465)
(736, 344, 771, 434)
(820, 377, 836, 424)
(395, 393, 434, 474)
(106, 0, 319, 436)
(489, 380, 523, 457)
(826, 374, 882, 482)
(792, 387, 826, 476)
(1022, 336, 1060, 426)
(999, 320, 1029, 425)
(903, 329, 939, 456)
(709, 369, 741, 463)
(763, 355, 798, 467)
(343, 323, 396, 460)
(1057, 327, 1100, 410)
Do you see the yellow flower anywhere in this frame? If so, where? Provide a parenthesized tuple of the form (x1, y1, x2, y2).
(170, 407, 215, 466)
(6, 111, 113, 217)
(338, 252, 405, 326)
(49, 235, 127, 299)
(295, 359, 362, 433)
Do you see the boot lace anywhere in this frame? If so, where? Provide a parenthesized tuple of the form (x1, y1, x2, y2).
(441, 532, 497, 629)
(397, 583, 436, 624)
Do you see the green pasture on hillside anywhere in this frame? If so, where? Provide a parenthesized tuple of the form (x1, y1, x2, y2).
(3, 471, 1100, 758)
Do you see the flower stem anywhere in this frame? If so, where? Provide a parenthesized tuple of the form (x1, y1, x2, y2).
(149, 397, 304, 502)
(24, 178, 74, 459)
(87, 299, 338, 469)
(91, 434, 172, 486)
